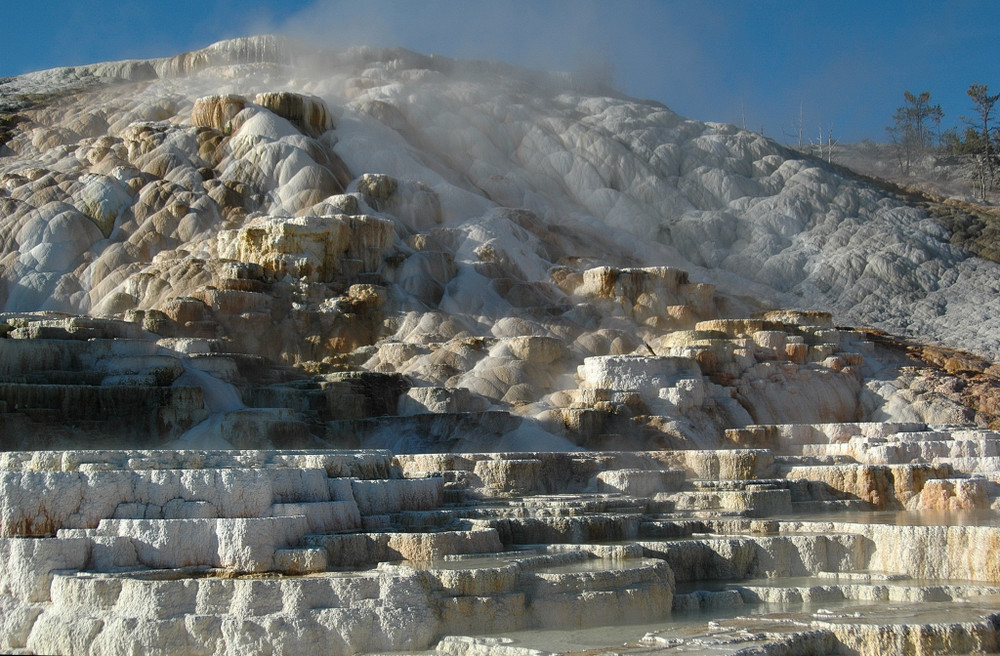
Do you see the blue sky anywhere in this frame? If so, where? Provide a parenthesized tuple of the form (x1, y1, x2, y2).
(2, 1, 998, 143)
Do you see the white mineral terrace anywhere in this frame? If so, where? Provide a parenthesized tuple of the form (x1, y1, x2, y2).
(2, 423, 1000, 656)
(3, 35, 1000, 656)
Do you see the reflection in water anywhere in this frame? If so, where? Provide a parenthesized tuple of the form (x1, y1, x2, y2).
(474, 594, 1000, 654)
(775, 508, 1000, 527)
(417, 509, 1000, 653)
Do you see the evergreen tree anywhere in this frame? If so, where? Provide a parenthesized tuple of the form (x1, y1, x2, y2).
(966, 83, 1000, 197)
(886, 91, 942, 175)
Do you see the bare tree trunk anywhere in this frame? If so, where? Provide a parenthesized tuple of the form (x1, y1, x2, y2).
(798, 103, 804, 149)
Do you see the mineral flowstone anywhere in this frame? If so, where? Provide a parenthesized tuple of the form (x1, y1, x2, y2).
(0, 433, 997, 654)
(3, 33, 1000, 656)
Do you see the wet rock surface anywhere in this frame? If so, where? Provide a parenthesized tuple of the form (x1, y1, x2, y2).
(1, 431, 1000, 654)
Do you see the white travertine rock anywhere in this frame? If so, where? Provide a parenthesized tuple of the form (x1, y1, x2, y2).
(822, 617, 1000, 656)
(75, 173, 134, 237)
(595, 468, 686, 496)
(473, 458, 542, 494)
(0, 439, 997, 654)
(0, 537, 91, 602)
(671, 486, 793, 517)
(254, 92, 334, 136)
(315, 528, 505, 567)
(915, 478, 991, 510)
(357, 172, 397, 201)
(736, 362, 863, 425)
(524, 559, 674, 628)
(782, 463, 950, 509)
(274, 546, 328, 574)
(398, 386, 488, 415)
(93, 516, 312, 571)
(506, 336, 568, 365)
(0, 594, 42, 652)
(191, 94, 247, 131)
(781, 521, 1000, 583)
(350, 478, 443, 515)
(394, 249, 457, 305)
(360, 175, 443, 231)
(15, 204, 103, 281)
(658, 377, 706, 413)
(87, 535, 140, 570)
(5, 34, 1000, 656)
(578, 355, 702, 399)
(752, 330, 786, 353)
(272, 501, 361, 533)
(216, 214, 393, 283)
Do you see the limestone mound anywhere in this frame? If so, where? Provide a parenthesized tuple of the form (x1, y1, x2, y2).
(3, 35, 1000, 656)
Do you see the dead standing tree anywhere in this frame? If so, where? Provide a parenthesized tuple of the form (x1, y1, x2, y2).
(815, 121, 838, 163)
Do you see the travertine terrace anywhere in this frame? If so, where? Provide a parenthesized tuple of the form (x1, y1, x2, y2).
(3, 437, 1000, 655)
(2, 36, 1000, 654)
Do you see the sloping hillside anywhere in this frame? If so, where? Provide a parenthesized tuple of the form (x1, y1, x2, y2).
(3, 36, 998, 359)
(1, 36, 1000, 449)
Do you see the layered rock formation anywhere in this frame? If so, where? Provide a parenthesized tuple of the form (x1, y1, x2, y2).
(2, 36, 1000, 448)
(3, 35, 1000, 655)
(2, 429, 1000, 654)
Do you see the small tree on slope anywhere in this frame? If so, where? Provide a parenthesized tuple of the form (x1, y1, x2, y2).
(967, 83, 1000, 199)
(886, 90, 943, 176)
